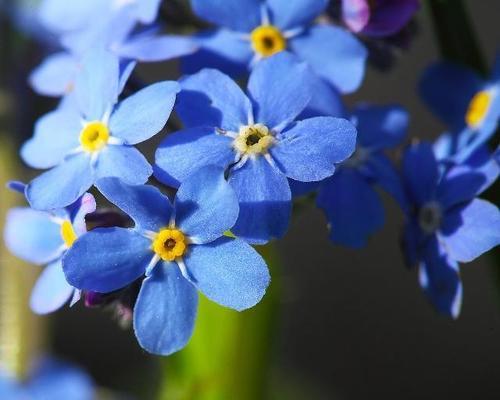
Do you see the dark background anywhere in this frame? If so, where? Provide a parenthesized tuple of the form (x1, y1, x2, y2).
(2, 1, 499, 399)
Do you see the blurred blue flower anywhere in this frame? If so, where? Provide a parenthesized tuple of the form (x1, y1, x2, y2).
(184, 0, 367, 94)
(63, 167, 270, 355)
(401, 142, 500, 318)
(155, 52, 357, 244)
(4, 182, 95, 315)
(23, 47, 179, 210)
(419, 54, 500, 162)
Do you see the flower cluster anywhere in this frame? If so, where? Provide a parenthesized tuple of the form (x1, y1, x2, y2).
(3, 0, 499, 358)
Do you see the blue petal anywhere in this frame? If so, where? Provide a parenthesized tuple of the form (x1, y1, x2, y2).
(419, 62, 483, 130)
(74, 47, 120, 120)
(96, 178, 172, 232)
(177, 68, 252, 131)
(21, 107, 81, 169)
(267, 0, 328, 30)
(133, 262, 198, 355)
(26, 154, 94, 210)
(185, 237, 269, 311)
(353, 104, 409, 150)
(109, 81, 179, 144)
(117, 34, 198, 62)
(29, 52, 78, 97)
(38, 0, 101, 33)
(191, 0, 261, 32)
(440, 199, 500, 263)
(63, 227, 151, 292)
(300, 74, 346, 119)
(419, 237, 462, 319)
(229, 157, 291, 244)
(4, 208, 63, 264)
(437, 171, 488, 210)
(271, 116, 356, 181)
(290, 25, 367, 94)
(154, 127, 235, 187)
(248, 52, 312, 129)
(175, 166, 239, 243)
(134, 0, 162, 24)
(402, 142, 438, 206)
(30, 260, 74, 315)
(316, 168, 384, 248)
(70, 193, 96, 236)
(289, 179, 320, 197)
(95, 145, 152, 185)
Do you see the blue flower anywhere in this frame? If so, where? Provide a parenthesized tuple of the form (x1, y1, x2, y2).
(419, 54, 500, 162)
(23, 47, 180, 210)
(63, 167, 270, 355)
(4, 182, 95, 315)
(315, 104, 408, 248)
(183, 0, 367, 94)
(155, 52, 357, 244)
(401, 142, 500, 318)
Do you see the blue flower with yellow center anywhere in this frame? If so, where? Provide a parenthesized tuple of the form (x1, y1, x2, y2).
(183, 0, 367, 94)
(401, 142, 500, 318)
(155, 52, 357, 244)
(23, 47, 179, 211)
(63, 167, 270, 355)
(4, 182, 95, 315)
(419, 54, 500, 162)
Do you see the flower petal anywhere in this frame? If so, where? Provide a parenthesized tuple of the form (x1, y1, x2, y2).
(29, 52, 78, 97)
(70, 193, 96, 236)
(271, 116, 356, 181)
(362, 0, 420, 37)
(267, 0, 328, 30)
(191, 0, 261, 32)
(117, 34, 198, 62)
(63, 227, 151, 292)
(175, 166, 239, 243)
(134, 262, 198, 355)
(341, 0, 370, 32)
(95, 145, 152, 185)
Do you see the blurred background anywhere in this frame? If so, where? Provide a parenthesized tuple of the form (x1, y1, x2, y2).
(0, 0, 499, 399)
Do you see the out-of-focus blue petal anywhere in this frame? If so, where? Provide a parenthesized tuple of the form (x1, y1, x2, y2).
(30, 260, 74, 315)
(185, 237, 269, 311)
(248, 52, 312, 129)
(109, 81, 179, 144)
(271, 117, 356, 181)
(267, 0, 328, 30)
(27, 154, 93, 210)
(191, 0, 261, 32)
(74, 47, 120, 120)
(437, 171, 488, 210)
(155, 127, 235, 187)
(353, 104, 409, 150)
(175, 167, 239, 244)
(38, 0, 101, 33)
(7, 181, 26, 194)
(29, 52, 78, 97)
(70, 193, 96, 236)
(402, 219, 424, 267)
(229, 157, 291, 244)
(21, 108, 81, 169)
(342, 0, 370, 32)
(419, 62, 483, 130)
(361, 0, 420, 37)
(118, 60, 136, 95)
(0, 374, 21, 398)
(300, 74, 346, 119)
(4, 208, 63, 265)
(63, 227, 151, 292)
(419, 237, 462, 319)
(317, 168, 384, 248)
(290, 25, 367, 94)
(177, 68, 252, 131)
(117, 34, 198, 62)
(95, 145, 152, 185)
(182, 29, 253, 76)
(134, 262, 198, 355)
(134, 0, 162, 24)
(440, 199, 500, 263)
(402, 142, 438, 206)
(96, 178, 172, 232)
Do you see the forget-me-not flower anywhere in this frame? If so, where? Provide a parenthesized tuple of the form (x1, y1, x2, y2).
(63, 167, 270, 355)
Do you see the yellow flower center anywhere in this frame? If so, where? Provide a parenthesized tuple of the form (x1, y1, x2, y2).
(250, 25, 286, 57)
(60, 220, 77, 248)
(233, 124, 274, 156)
(152, 228, 187, 262)
(466, 90, 492, 128)
(80, 121, 110, 152)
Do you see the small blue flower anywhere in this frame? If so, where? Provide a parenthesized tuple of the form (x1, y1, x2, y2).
(155, 52, 357, 244)
(4, 182, 95, 315)
(23, 47, 180, 210)
(419, 54, 500, 162)
(63, 167, 270, 355)
(401, 142, 500, 318)
(184, 0, 367, 94)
